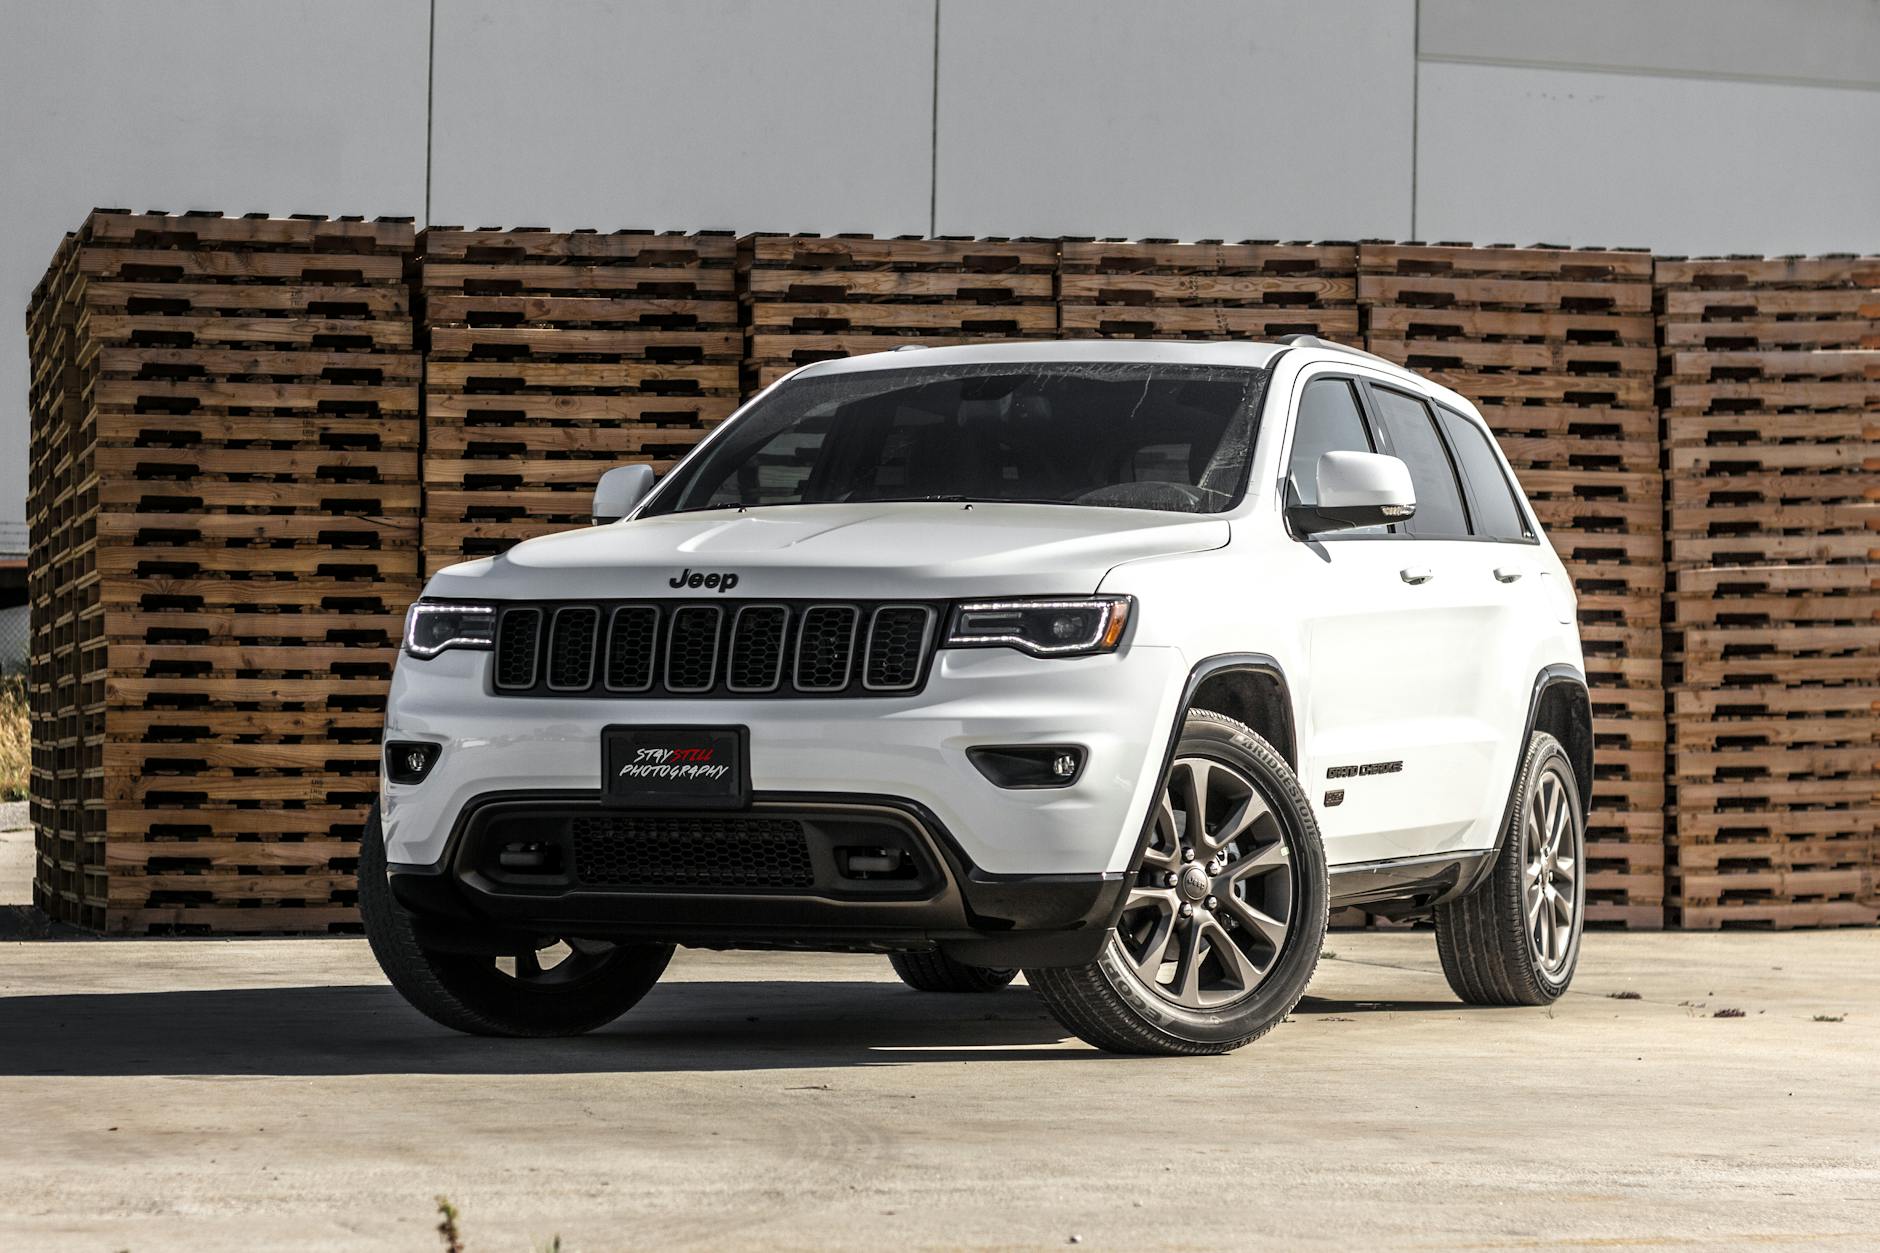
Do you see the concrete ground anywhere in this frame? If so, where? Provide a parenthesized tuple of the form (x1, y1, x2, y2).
(0, 919, 1874, 1253)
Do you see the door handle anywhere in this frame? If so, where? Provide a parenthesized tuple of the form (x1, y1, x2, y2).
(1399, 566, 1434, 585)
(1493, 566, 1524, 583)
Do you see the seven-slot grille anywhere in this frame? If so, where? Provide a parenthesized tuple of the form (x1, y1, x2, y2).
(492, 601, 940, 698)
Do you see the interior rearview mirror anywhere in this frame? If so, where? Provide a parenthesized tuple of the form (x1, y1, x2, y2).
(592, 463, 657, 525)
(1286, 450, 1416, 536)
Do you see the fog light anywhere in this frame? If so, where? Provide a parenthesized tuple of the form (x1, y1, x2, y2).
(385, 740, 441, 785)
(968, 745, 1087, 789)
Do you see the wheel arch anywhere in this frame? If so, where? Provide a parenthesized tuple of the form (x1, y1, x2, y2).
(1185, 654, 1297, 769)
(1529, 665, 1593, 816)
(1109, 653, 1297, 907)
(1448, 663, 1591, 904)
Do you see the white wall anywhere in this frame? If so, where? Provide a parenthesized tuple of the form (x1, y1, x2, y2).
(4, 0, 1877, 529)
(933, 0, 1414, 240)
(430, 0, 936, 233)
(1413, 0, 1880, 252)
(0, 0, 429, 532)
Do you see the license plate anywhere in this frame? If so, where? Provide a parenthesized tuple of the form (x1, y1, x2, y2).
(602, 725, 749, 809)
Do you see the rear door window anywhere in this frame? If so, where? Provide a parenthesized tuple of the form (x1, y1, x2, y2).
(1367, 386, 1469, 539)
(1436, 407, 1533, 542)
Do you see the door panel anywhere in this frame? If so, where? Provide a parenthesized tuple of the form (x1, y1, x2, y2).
(1287, 378, 1508, 864)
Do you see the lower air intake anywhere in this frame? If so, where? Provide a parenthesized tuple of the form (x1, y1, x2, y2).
(570, 815, 815, 889)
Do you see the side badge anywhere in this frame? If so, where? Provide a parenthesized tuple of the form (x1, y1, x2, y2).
(1323, 789, 1345, 808)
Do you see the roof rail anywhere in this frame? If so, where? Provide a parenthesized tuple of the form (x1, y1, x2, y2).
(1271, 333, 1400, 369)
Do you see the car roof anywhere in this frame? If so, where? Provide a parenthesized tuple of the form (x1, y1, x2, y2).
(787, 338, 1289, 377)
(782, 336, 1470, 415)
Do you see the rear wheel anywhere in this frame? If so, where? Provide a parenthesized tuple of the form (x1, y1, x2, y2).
(359, 803, 673, 1036)
(1026, 710, 1328, 1055)
(1435, 731, 1584, 1006)
(888, 950, 1018, 993)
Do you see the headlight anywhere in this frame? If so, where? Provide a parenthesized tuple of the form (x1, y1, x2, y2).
(944, 597, 1133, 657)
(403, 602, 497, 659)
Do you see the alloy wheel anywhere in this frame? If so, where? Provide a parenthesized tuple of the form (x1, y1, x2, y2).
(1115, 754, 1296, 1010)
(494, 937, 619, 986)
(1521, 764, 1581, 976)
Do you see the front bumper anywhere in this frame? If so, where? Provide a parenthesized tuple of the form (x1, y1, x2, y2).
(381, 643, 1188, 876)
(388, 790, 1128, 966)
(379, 642, 1189, 960)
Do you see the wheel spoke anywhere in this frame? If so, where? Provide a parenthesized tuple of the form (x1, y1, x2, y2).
(513, 948, 543, 979)
(1180, 761, 1212, 848)
(1126, 885, 1177, 912)
(1552, 854, 1577, 886)
(1223, 893, 1288, 949)
(1123, 890, 1179, 981)
(1209, 791, 1270, 853)
(1142, 797, 1181, 869)
(1202, 915, 1266, 990)
(1227, 839, 1287, 881)
(1172, 914, 1207, 1004)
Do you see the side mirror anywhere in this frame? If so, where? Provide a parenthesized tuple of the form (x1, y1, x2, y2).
(1286, 450, 1416, 536)
(592, 464, 657, 524)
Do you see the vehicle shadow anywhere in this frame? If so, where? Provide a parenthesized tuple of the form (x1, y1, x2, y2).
(0, 978, 1469, 1078)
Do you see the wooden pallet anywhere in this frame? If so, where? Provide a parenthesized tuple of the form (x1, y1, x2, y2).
(740, 233, 1059, 390)
(419, 227, 739, 572)
(1056, 239, 1358, 342)
(26, 210, 418, 935)
(1362, 245, 1669, 923)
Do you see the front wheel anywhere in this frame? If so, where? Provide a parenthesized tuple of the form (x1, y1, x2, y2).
(1026, 710, 1329, 1055)
(1435, 731, 1585, 1005)
(359, 803, 674, 1036)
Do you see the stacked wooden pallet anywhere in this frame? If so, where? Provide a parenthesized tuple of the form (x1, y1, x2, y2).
(24, 210, 419, 933)
(1658, 255, 1879, 928)
(417, 228, 739, 573)
(1058, 239, 1357, 343)
(1359, 244, 1666, 927)
(26, 232, 85, 924)
(739, 234, 1058, 391)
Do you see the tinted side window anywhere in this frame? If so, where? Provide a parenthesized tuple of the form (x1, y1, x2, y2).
(1369, 387, 1468, 538)
(1286, 379, 1373, 507)
(1437, 407, 1531, 541)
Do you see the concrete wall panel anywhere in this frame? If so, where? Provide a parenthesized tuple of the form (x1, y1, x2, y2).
(1421, 0, 1880, 87)
(428, 0, 935, 234)
(0, 0, 430, 528)
(1415, 60, 1880, 254)
(933, 0, 1415, 241)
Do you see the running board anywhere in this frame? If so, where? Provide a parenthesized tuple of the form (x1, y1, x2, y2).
(1328, 851, 1495, 917)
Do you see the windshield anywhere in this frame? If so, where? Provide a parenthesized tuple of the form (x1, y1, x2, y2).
(641, 361, 1270, 517)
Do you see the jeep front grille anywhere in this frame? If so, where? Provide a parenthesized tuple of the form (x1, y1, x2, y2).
(492, 600, 939, 698)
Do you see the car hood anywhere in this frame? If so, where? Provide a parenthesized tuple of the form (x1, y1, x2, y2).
(423, 503, 1230, 601)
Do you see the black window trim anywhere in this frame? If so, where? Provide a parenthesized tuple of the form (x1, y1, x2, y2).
(1277, 364, 1545, 547)
(1276, 370, 1384, 544)
(1431, 402, 1543, 547)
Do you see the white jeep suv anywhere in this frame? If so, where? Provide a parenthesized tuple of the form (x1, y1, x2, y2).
(362, 337, 1591, 1055)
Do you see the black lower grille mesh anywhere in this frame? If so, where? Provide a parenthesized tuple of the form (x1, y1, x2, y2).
(571, 816, 814, 889)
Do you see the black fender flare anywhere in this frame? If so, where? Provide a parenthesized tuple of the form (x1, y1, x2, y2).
(1110, 653, 1294, 919)
(1456, 662, 1591, 899)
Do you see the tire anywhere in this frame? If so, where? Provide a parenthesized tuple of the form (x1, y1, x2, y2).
(1435, 731, 1585, 1006)
(359, 803, 674, 1037)
(888, 950, 1018, 993)
(1025, 709, 1329, 1056)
